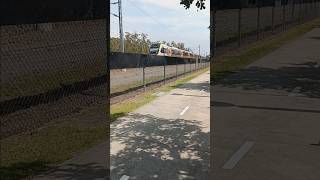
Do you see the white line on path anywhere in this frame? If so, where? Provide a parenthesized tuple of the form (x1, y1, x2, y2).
(120, 175, 130, 180)
(222, 141, 255, 169)
(180, 106, 190, 116)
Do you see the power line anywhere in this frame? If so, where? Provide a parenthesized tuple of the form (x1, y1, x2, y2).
(125, 0, 187, 44)
(126, 0, 172, 29)
(111, 17, 152, 39)
(114, 0, 203, 52)
(123, 20, 150, 34)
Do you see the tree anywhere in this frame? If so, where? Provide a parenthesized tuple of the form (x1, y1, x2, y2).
(176, 42, 185, 50)
(180, 0, 206, 10)
(171, 41, 177, 47)
(111, 32, 152, 54)
(180, 0, 211, 60)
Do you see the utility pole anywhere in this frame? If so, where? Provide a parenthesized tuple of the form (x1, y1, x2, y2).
(111, 0, 124, 52)
(118, 0, 124, 52)
(198, 45, 201, 68)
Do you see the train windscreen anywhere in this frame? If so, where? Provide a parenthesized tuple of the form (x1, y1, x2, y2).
(149, 44, 160, 55)
(150, 44, 160, 48)
(149, 48, 159, 55)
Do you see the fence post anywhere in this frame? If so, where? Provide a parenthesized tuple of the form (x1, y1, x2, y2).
(316, 0, 318, 17)
(292, 1, 295, 24)
(306, 1, 308, 20)
(282, 4, 286, 31)
(299, 1, 302, 24)
(308, 1, 311, 19)
(317, 1, 318, 17)
(313, 0, 317, 18)
(304, 1, 307, 21)
(164, 60, 166, 84)
(195, 61, 196, 70)
(193, 61, 195, 71)
(143, 60, 146, 92)
(312, 0, 315, 18)
(257, 6, 261, 40)
(176, 58, 178, 80)
(272, 5, 275, 34)
(238, 8, 242, 47)
(201, 60, 203, 69)
(184, 61, 186, 76)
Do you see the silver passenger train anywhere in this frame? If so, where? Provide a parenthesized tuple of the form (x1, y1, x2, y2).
(149, 42, 199, 60)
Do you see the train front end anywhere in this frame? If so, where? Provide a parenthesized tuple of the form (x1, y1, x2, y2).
(149, 43, 161, 56)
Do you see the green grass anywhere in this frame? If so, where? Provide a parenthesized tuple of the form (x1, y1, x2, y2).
(211, 18, 320, 81)
(0, 119, 108, 180)
(0, 67, 208, 180)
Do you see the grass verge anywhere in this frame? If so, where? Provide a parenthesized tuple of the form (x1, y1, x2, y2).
(211, 18, 320, 81)
(0, 115, 108, 180)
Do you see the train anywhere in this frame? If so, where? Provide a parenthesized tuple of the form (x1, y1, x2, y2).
(149, 42, 200, 60)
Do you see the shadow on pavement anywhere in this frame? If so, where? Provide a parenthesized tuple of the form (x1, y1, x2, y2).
(111, 113, 209, 180)
(212, 100, 320, 113)
(214, 62, 320, 98)
(175, 82, 210, 93)
(310, 36, 320, 40)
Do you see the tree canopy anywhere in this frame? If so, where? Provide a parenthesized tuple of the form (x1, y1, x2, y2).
(180, 0, 206, 10)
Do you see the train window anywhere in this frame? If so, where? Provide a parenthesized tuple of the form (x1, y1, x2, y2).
(161, 48, 166, 53)
(150, 49, 158, 54)
(150, 44, 160, 48)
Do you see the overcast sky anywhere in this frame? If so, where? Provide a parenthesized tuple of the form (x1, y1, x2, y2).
(110, 0, 210, 56)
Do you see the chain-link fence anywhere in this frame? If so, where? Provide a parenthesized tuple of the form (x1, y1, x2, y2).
(1, 19, 108, 139)
(213, 1, 320, 55)
(0, 20, 209, 139)
(110, 52, 210, 96)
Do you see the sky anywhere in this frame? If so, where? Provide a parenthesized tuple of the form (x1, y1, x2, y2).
(110, 0, 210, 56)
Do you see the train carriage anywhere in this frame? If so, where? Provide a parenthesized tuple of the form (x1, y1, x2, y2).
(149, 42, 198, 60)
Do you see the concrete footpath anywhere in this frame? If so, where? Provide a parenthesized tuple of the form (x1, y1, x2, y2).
(212, 28, 320, 180)
(111, 71, 210, 179)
